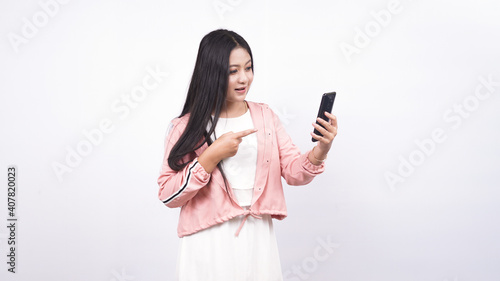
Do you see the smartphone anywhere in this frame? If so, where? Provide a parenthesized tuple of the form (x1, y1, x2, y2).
(312, 92, 336, 142)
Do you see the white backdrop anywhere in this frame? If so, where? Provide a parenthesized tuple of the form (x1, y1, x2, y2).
(1, 0, 500, 280)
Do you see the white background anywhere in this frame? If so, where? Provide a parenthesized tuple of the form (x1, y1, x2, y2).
(1, 0, 500, 280)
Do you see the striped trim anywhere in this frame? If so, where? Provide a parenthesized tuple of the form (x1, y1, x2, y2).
(162, 160, 198, 204)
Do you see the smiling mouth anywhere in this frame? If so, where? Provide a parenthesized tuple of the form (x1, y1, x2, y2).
(235, 87, 246, 92)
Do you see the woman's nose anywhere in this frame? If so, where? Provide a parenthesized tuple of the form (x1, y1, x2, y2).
(238, 71, 249, 83)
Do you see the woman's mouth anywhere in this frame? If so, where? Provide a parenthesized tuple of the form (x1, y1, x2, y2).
(235, 87, 246, 94)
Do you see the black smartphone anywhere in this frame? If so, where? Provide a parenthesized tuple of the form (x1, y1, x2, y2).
(312, 92, 336, 142)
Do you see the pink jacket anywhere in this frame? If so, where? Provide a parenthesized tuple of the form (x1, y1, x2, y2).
(157, 101, 325, 237)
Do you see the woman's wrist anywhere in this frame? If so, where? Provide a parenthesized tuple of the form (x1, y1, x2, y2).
(309, 146, 327, 165)
(198, 146, 222, 173)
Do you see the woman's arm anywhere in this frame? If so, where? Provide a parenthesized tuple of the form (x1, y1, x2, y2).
(157, 120, 211, 208)
(198, 128, 257, 173)
(273, 108, 337, 185)
(158, 121, 257, 207)
(309, 111, 338, 165)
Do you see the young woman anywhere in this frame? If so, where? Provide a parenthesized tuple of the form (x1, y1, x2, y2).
(158, 29, 337, 281)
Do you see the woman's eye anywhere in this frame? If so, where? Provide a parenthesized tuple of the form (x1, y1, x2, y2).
(229, 69, 237, 74)
(245, 66, 252, 71)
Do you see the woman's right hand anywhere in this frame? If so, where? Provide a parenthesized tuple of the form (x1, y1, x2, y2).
(198, 128, 257, 173)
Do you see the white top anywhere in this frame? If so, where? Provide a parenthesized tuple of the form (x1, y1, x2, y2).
(176, 109, 283, 280)
(210, 110, 257, 206)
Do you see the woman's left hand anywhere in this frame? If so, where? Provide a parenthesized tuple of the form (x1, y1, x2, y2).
(310, 111, 338, 161)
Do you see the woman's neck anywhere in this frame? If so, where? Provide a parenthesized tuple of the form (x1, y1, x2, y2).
(219, 101, 247, 118)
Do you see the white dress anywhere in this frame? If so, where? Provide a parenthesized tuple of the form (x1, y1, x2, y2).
(176, 110, 283, 281)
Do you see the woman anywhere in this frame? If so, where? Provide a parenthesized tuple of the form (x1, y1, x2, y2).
(158, 29, 337, 281)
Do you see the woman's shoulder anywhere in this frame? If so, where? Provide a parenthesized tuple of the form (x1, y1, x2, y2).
(170, 113, 190, 126)
(247, 100, 279, 118)
(246, 100, 267, 107)
(165, 114, 190, 137)
(246, 100, 274, 113)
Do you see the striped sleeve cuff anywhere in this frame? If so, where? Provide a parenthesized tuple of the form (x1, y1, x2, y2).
(162, 159, 210, 205)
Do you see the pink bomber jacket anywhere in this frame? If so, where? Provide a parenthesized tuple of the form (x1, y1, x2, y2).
(157, 101, 325, 237)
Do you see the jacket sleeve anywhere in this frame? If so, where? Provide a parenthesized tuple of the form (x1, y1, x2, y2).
(272, 108, 325, 185)
(157, 119, 211, 208)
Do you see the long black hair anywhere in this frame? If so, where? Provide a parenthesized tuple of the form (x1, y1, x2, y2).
(168, 29, 254, 172)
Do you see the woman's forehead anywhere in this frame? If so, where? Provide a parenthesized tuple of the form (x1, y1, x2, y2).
(229, 48, 251, 66)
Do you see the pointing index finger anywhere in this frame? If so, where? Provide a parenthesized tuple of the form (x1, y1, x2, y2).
(235, 128, 258, 138)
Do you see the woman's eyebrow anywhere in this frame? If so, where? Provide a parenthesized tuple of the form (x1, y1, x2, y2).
(230, 59, 252, 68)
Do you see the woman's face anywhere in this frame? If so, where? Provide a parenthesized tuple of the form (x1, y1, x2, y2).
(226, 47, 253, 104)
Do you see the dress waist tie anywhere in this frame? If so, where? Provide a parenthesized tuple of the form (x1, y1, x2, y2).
(234, 209, 262, 237)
